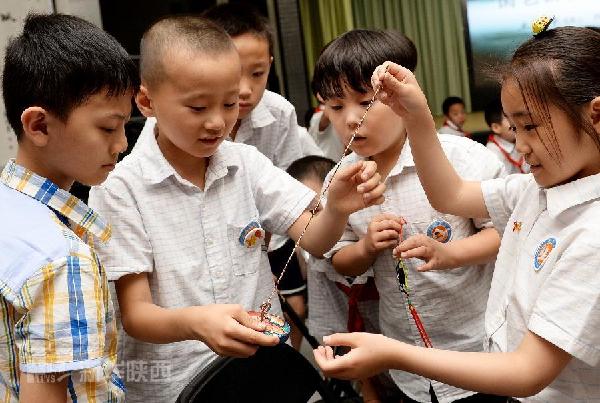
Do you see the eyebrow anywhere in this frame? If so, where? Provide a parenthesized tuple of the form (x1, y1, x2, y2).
(505, 110, 532, 119)
(104, 113, 130, 121)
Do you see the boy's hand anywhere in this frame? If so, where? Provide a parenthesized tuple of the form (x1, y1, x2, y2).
(393, 234, 457, 272)
(326, 160, 385, 215)
(371, 62, 429, 119)
(188, 304, 279, 357)
(313, 333, 396, 380)
(362, 214, 405, 257)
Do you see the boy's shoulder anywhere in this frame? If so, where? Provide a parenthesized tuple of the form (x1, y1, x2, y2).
(439, 134, 503, 171)
(258, 90, 295, 117)
(0, 184, 70, 296)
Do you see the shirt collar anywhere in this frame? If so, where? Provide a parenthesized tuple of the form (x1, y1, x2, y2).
(138, 117, 240, 188)
(388, 140, 414, 177)
(0, 159, 111, 242)
(236, 97, 276, 138)
(545, 172, 600, 218)
(490, 134, 516, 153)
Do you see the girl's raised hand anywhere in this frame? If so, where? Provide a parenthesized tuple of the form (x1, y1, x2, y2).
(371, 62, 429, 119)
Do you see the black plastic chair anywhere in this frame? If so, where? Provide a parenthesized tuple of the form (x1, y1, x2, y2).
(176, 343, 340, 403)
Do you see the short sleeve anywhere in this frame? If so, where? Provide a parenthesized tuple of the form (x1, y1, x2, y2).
(273, 108, 304, 170)
(529, 237, 600, 366)
(249, 149, 315, 235)
(89, 180, 153, 281)
(18, 257, 108, 373)
(481, 174, 533, 235)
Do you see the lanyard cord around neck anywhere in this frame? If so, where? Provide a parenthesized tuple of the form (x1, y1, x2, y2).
(488, 134, 525, 173)
(394, 258, 433, 348)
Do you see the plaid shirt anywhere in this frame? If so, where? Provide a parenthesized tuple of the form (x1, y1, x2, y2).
(0, 160, 124, 402)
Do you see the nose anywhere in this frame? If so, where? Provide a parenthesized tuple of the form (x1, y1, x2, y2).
(345, 107, 361, 133)
(514, 131, 530, 156)
(205, 113, 226, 134)
(239, 76, 252, 100)
(111, 127, 128, 156)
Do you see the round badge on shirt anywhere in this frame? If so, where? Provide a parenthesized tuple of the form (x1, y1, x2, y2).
(238, 221, 265, 248)
(426, 219, 452, 243)
(534, 237, 556, 271)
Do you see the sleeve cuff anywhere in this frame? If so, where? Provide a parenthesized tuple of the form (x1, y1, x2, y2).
(21, 357, 103, 374)
(105, 265, 152, 281)
(529, 312, 600, 366)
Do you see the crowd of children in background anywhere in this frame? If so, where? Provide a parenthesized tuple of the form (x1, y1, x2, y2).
(1, 3, 598, 403)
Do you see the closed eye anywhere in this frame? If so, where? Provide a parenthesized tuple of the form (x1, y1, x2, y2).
(189, 106, 206, 112)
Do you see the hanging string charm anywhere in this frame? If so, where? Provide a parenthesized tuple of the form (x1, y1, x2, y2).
(394, 257, 433, 348)
(254, 66, 390, 337)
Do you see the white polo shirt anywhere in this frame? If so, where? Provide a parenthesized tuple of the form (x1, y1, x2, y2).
(486, 134, 529, 175)
(327, 135, 505, 403)
(88, 122, 314, 403)
(482, 172, 600, 402)
(233, 89, 304, 169)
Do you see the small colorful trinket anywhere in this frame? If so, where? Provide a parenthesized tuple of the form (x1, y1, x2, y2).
(532, 16, 554, 36)
(248, 311, 290, 343)
(238, 221, 265, 248)
(512, 221, 522, 233)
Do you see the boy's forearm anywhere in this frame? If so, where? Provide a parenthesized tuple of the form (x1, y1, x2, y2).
(331, 240, 376, 276)
(121, 301, 194, 344)
(389, 332, 568, 398)
(446, 227, 500, 268)
(294, 207, 349, 257)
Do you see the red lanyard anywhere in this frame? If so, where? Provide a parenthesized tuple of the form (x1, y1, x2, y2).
(488, 134, 525, 173)
(394, 258, 433, 348)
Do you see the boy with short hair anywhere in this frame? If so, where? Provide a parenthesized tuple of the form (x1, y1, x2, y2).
(88, 16, 385, 403)
(313, 29, 505, 402)
(0, 13, 138, 402)
(200, 3, 304, 169)
(439, 96, 469, 137)
(485, 98, 528, 174)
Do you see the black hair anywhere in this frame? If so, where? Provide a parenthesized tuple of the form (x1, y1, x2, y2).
(505, 26, 600, 159)
(2, 13, 138, 139)
(484, 98, 504, 127)
(287, 155, 336, 183)
(311, 29, 417, 100)
(203, 3, 274, 57)
(140, 16, 235, 89)
(442, 96, 465, 116)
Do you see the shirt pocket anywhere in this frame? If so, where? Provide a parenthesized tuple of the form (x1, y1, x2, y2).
(227, 222, 263, 276)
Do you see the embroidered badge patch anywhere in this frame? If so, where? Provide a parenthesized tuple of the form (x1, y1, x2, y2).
(426, 219, 452, 243)
(534, 237, 556, 271)
(238, 221, 265, 248)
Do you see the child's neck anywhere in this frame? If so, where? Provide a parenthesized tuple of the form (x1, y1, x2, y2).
(370, 134, 407, 180)
(155, 127, 208, 190)
(15, 147, 73, 190)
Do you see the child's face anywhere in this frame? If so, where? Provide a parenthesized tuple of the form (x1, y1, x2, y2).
(492, 116, 515, 143)
(44, 91, 131, 188)
(232, 33, 272, 120)
(502, 79, 600, 187)
(323, 84, 406, 160)
(446, 103, 466, 128)
(142, 48, 241, 159)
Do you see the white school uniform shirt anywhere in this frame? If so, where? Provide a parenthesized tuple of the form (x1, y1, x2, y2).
(326, 135, 505, 403)
(482, 173, 600, 402)
(233, 89, 304, 169)
(88, 123, 314, 403)
(486, 134, 529, 175)
(308, 110, 345, 161)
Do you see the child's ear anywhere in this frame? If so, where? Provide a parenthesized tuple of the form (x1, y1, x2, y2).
(590, 96, 600, 132)
(490, 122, 501, 135)
(136, 85, 155, 118)
(20, 107, 50, 147)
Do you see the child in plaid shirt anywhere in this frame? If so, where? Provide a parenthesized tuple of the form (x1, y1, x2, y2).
(0, 13, 138, 402)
